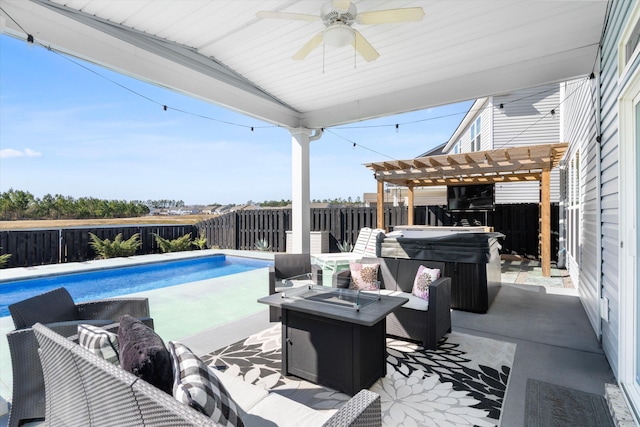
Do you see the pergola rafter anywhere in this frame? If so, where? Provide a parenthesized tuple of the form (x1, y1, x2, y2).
(364, 142, 569, 276)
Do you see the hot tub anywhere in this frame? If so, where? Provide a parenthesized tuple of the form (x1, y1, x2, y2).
(379, 230, 505, 313)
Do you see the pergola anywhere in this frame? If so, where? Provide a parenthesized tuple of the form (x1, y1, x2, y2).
(365, 142, 569, 276)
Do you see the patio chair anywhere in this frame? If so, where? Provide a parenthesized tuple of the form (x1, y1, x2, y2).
(6, 287, 153, 427)
(313, 227, 385, 273)
(268, 253, 322, 322)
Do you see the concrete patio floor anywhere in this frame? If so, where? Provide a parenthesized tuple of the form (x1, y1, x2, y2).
(178, 257, 618, 426)
(0, 253, 619, 426)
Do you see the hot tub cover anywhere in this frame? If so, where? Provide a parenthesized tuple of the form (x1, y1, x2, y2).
(379, 232, 505, 263)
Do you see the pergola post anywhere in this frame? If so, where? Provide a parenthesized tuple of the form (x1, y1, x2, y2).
(541, 167, 551, 276)
(377, 180, 384, 230)
(408, 186, 415, 225)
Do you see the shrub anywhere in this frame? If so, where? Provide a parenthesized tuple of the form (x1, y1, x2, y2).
(89, 232, 141, 259)
(192, 231, 208, 250)
(153, 233, 194, 253)
(254, 238, 271, 252)
(0, 248, 11, 268)
(337, 240, 353, 252)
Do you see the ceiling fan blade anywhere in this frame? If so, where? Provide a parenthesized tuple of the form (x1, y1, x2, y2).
(256, 11, 319, 22)
(333, 0, 351, 13)
(352, 30, 379, 62)
(357, 7, 425, 25)
(293, 32, 324, 60)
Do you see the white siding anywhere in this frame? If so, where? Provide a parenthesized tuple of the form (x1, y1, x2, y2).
(597, 0, 638, 378)
(561, 77, 601, 337)
(492, 84, 561, 203)
(456, 102, 492, 153)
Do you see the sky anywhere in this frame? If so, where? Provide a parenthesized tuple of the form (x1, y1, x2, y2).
(0, 34, 473, 206)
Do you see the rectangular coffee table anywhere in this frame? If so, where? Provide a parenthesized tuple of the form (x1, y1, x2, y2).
(258, 285, 408, 395)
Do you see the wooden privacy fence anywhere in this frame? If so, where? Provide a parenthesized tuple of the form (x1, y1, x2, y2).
(0, 204, 558, 268)
(0, 224, 198, 268)
(197, 203, 559, 260)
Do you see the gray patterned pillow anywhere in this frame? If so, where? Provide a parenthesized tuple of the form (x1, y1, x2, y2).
(167, 341, 244, 427)
(77, 324, 119, 365)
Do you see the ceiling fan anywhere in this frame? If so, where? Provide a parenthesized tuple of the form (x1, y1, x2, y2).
(256, 0, 424, 62)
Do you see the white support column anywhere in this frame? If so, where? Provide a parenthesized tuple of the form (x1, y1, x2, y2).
(289, 128, 320, 254)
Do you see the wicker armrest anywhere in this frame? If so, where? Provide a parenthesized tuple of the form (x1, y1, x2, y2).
(268, 266, 277, 295)
(322, 389, 381, 427)
(311, 263, 323, 284)
(76, 297, 150, 321)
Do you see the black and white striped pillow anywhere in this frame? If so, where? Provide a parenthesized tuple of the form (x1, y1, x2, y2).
(167, 341, 244, 427)
(77, 324, 119, 365)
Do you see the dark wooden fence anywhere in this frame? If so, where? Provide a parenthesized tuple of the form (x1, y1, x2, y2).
(0, 224, 198, 268)
(197, 203, 559, 260)
(1, 203, 558, 268)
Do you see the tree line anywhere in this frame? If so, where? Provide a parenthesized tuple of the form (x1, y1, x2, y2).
(255, 197, 364, 207)
(0, 189, 150, 220)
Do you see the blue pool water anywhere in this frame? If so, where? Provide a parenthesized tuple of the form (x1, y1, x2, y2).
(0, 255, 272, 317)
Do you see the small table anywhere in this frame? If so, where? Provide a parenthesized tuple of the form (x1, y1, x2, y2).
(258, 285, 408, 396)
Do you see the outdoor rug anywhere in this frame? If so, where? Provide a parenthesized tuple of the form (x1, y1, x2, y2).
(525, 379, 614, 427)
(201, 324, 516, 426)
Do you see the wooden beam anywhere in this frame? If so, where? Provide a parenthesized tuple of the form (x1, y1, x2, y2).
(377, 180, 384, 230)
(408, 186, 414, 225)
(541, 168, 551, 276)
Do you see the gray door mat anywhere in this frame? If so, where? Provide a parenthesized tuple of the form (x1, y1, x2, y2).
(525, 379, 614, 427)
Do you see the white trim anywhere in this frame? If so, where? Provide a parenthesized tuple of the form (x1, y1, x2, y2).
(618, 63, 640, 417)
(619, 2, 640, 80)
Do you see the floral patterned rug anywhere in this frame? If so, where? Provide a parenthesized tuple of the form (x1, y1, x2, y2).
(201, 324, 516, 427)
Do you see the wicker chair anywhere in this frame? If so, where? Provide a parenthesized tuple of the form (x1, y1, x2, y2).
(268, 253, 323, 321)
(6, 287, 153, 427)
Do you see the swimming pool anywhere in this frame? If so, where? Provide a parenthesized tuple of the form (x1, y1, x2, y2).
(0, 254, 272, 317)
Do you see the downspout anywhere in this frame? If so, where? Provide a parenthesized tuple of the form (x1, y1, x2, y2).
(309, 128, 323, 142)
(594, 64, 603, 341)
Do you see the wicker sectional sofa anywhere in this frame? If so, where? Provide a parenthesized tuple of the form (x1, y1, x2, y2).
(32, 323, 382, 426)
(332, 257, 452, 350)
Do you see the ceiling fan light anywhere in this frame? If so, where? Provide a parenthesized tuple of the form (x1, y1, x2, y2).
(324, 24, 354, 47)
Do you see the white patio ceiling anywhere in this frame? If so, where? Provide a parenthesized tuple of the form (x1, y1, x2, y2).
(1, 0, 608, 129)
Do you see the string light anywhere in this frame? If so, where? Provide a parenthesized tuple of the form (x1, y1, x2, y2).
(1, 5, 588, 150)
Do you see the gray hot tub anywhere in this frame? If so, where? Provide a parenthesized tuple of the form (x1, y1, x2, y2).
(379, 231, 505, 313)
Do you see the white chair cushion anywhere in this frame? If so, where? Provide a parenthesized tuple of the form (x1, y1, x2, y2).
(245, 393, 333, 427)
(215, 369, 269, 413)
(389, 291, 429, 311)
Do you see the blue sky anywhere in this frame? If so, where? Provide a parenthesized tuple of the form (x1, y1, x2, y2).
(0, 34, 472, 205)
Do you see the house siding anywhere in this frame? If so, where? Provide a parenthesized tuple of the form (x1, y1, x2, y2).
(597, 0, 638, 378)
(561, 77, 601, 337)
(492, 84, 561, 203)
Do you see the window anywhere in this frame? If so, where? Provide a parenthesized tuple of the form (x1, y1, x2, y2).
(470, 117, 481, 151)
(566, 152, 580, 264)
(453, 141, 460, 154)
(619, 2, 640, 77)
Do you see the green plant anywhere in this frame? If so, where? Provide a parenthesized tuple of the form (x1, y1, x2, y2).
(89, 232, 141, 259)
(337, 240, 353, 252)
(0, 247, 11, 268)
(192, 230, 208, 250)
(254, 238, 271, 252)
(153, 233, 194, 253)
